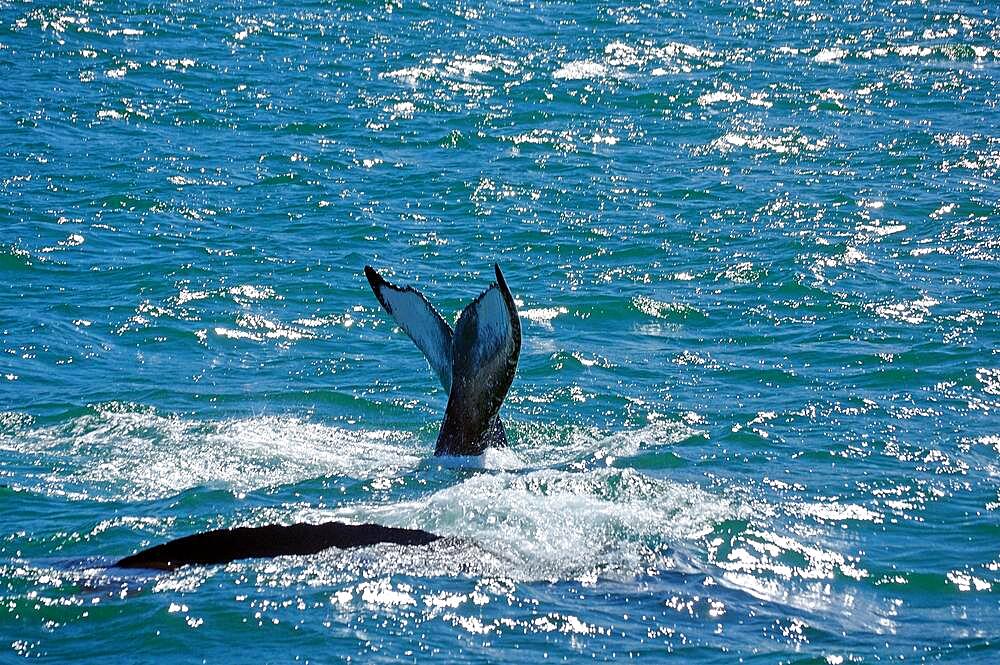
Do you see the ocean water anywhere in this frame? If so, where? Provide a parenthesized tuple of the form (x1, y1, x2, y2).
(1, 0, 998, 661)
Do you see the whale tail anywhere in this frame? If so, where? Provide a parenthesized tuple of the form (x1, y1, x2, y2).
(365, 264, 520, 456)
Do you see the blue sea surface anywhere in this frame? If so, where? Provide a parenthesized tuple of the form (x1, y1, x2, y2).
(2, 0, 999, 661)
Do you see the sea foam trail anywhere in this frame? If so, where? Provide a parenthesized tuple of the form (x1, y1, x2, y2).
(313, 467, 730, 581)
(0, 407, 422, 502)
(0, 407, 705, 502)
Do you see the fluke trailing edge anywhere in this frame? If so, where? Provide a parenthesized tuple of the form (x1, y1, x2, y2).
(114, 264, 521, 570)
(365, 263, 521, 457)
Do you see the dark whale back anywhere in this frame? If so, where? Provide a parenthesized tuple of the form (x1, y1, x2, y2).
(116, 522, 440, 570)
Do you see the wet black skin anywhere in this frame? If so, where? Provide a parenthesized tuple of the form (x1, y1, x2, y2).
(434, 265, 521, 456)
(116, 522, 440, 570)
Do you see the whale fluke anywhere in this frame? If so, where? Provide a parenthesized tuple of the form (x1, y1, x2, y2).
(364, 266, 454, 393)
(366, 263, 521, 456)
(115, 521, 440, 570)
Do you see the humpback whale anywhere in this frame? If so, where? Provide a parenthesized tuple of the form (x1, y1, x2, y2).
(115, 264, 521, 570)
(365, 263, 521, 456)
(116, 522, 440, 570)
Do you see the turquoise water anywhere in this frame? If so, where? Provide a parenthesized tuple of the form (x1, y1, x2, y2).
(2, 0, 999, 660)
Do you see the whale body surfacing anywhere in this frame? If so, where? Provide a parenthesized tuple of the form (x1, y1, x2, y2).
(116, 522, 440, 570)
(365, 263, 521, 457)
(114, 264, 521, 570)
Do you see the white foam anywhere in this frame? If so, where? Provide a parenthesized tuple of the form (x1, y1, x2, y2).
(870, 296, 939, 325)
(947, 570, 993, 592)
(214, 313, 312, 343)
(632, 295, 703, 318)
(386, 101, 415, 118)
(589, 132, 618, 145)
(698, 90, 744, 106)
(977, 368, 1000, 396)
(708, 131, 829, 155)
(814, 47, 847, 63)
(553, 60, 607, 80)
(0, 408, 422, 501)
(324, 467, 730, 580)
(358, 579, 417, 606)
(787, 501, 884, 524)
(709, 526, 879, 625)
(520, 306, 568, 327)
(445, 56, 497, 77)
(381, 66, 436, 85)
(857, 222, 906, 237)
(433, 447, 526, 471)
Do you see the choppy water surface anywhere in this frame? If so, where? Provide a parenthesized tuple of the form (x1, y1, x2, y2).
(2, 0, 999, 661)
